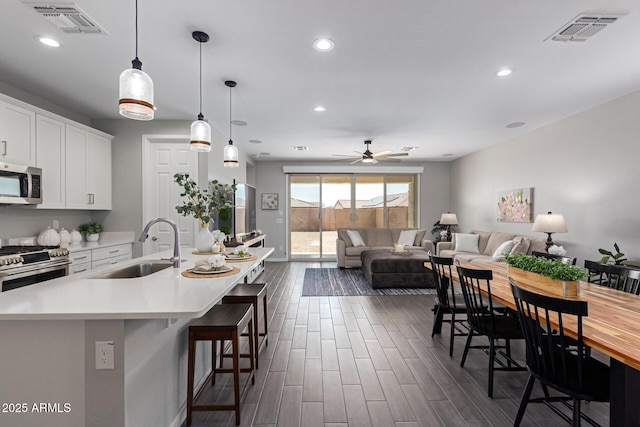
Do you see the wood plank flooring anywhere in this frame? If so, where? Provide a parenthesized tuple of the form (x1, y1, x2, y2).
(185, 261, 610, 427)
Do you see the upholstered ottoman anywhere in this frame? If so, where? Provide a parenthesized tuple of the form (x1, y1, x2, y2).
(360, 249, 435, 289)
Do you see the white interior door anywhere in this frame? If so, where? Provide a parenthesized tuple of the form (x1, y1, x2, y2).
(143, 137, 198, 256)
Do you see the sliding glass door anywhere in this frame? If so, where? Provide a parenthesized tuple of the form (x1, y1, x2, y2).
(289, 174, 417, 261)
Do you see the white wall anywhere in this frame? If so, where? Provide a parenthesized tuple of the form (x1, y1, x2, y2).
(451, 89, 640, 265)
(255, 160, 451, 260)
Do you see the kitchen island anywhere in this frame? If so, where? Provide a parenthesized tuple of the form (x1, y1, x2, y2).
(0, 246, 274, 427)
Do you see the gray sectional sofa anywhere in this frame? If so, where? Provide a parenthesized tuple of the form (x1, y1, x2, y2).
(435, 230, 547, 262)
(336, 227, 433, 268)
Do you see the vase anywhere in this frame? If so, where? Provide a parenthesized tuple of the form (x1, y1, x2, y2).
(86, 233, 100, 242)
(195, 226, 215, 252)
(507, 266, 578, 297)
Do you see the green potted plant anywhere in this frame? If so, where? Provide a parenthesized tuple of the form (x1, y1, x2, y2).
(174, 173, 236, 251)
(218, 206, 232, 237)
(78, 222, 104, 242)
(504, 253, 587, 297)
(598, 242, 627, 265)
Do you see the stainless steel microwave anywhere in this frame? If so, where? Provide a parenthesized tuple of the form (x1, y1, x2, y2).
(0, 162, 42, 205)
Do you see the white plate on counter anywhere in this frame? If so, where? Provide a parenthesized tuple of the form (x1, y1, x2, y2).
(225, 253, 252, 259)
(190, 265, 233, 275)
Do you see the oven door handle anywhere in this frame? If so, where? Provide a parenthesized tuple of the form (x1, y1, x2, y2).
(0, 260, 71, 280)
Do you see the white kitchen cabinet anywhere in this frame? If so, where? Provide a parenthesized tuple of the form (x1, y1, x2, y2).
(90, 244, 132, 269)
(68, 243, 133, 274)
(68, 250, 92, 275)
(35, 115, 66, 209)
(65, 125, 112, 210)
(0, 100, 36, 165)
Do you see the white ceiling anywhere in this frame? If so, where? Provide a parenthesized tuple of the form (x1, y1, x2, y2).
(2, 0, 640, 162)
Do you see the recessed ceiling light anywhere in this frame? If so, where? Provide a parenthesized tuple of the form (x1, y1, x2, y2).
(259, 152, 271, 156)
(401, 147, 418, 152)
(442, 153, 454, 157)
(36, 36, 61, 47)
(313, 106, 326, 112)
(496, 68, 513, 77)
(506, 122, 525, 128)
(249, 139, 262, 144)
(231, 120, 247, 126)
(313, 38, 334, 52)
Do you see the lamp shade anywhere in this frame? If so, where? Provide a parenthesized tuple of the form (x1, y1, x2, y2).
(190, 116, 211, 152)
(224, 142, 239, 167)
(118, 65, 154, 120)
(531, 212, 567, 233)
(440, 212, 458, 225)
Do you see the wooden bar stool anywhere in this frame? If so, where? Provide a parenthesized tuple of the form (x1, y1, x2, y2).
(221, 283, 269, 370)
(186, 303, 255, 426)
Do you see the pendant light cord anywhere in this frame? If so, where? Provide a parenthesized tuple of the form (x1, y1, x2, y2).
(134, 0, 139, 59)
(199, 41, 203, 116)
(229, 85, 232, 142)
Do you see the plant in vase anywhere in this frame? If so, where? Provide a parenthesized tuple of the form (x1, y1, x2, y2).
(174, 173, 236, 252)
(78, 222, 104, 242)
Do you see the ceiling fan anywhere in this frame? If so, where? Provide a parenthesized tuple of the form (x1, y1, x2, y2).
(332, 140, 409, 164)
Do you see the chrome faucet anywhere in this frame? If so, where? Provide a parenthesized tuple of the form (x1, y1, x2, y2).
(139, 218, 181, 268)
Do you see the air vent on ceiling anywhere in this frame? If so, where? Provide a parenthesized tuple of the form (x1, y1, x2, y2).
(546, 13, 625, 42)
(30, 3, 107, 34)
(291, 146, 309, 151)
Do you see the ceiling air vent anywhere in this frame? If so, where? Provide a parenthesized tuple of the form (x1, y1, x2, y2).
(30, 3, 107, 34)
(291, 146, 309, 151)
(546, 13, 625, 42)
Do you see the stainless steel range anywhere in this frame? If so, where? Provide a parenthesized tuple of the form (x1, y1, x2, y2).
(0, 245, 70, 292)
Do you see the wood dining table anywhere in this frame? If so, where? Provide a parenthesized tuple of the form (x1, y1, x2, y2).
(425, 260, 640, 426)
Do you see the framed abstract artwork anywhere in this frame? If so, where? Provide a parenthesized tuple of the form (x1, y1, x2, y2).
(497, 188, 533, 222)
(261, 193, 278, 210)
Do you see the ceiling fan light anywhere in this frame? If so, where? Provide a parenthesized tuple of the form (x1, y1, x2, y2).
(362, 157, 374, 164)
(190, 116, 211, 152)
(119, 62, 155, 120)
(224, 141, 239, 168)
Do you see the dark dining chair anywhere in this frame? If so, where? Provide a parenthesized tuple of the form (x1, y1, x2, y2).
(584, 260, 640, 294)
(532, 251, 577, 265)
(510, 279, 610, 427)
(429, 253, 468, 356)
(456, 265, 526, 397)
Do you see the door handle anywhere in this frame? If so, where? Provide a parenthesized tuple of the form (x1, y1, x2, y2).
(151, 236, 158, 241)
(1, 140, 6, 156)
(87, 193, 91, 204)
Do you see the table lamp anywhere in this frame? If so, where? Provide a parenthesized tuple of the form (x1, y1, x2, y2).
(531, 211, 567, 249)
(439, 212, 458, 242)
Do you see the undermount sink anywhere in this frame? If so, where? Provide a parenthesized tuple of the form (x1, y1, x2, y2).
(92, 261, 174, 279)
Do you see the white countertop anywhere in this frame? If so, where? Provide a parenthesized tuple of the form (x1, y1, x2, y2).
(0, 247, 274, 321)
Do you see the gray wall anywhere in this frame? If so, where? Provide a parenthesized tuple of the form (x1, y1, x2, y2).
(450, 89, 640, 265)
(255, 160, 451, 260)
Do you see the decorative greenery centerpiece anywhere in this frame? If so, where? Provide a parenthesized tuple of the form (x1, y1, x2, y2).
(174, 173, 236, 228)
(505, 253, 586, 297)
(78, 222, 104, 235)
(504, 253, 587, 281)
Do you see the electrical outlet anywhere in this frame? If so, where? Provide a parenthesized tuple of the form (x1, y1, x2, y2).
(95, 341, 114, 370)
(53, 220, 59, 229)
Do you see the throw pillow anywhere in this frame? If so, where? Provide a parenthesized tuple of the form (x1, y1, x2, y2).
(509, 236, 531, 255)
(454, 233, 480, 253)
(346, 230, 366, 247)
(491, 240, 516, 261)
(397, 229, 418, 246)
(413, 229, 427, 246)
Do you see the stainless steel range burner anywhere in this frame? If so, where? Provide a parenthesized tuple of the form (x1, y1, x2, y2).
(0, 245, 70, 291)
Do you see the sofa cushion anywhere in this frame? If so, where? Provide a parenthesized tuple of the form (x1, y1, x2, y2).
(470, 230, 493, 254)
(455, 253, 491, 262)
(454, 233, 480, 253)
(338, 228, 365, 246)
(491, 240, 516, 261)
(366, 228, 393, 247)
(346, 230, 366, 247)
(345, 246, 376, 256)
(510, 236, 530, 254)
(484, 232, 515, 256)
(414, 229, 427, 245)
(397, 230, 418, 246)
(528, 238, 547, 254)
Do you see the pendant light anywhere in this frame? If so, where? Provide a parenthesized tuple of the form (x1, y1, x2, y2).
(190, 31, 212, 152)
(223, 80, 239, 167)
(119, 0, 154, 120)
